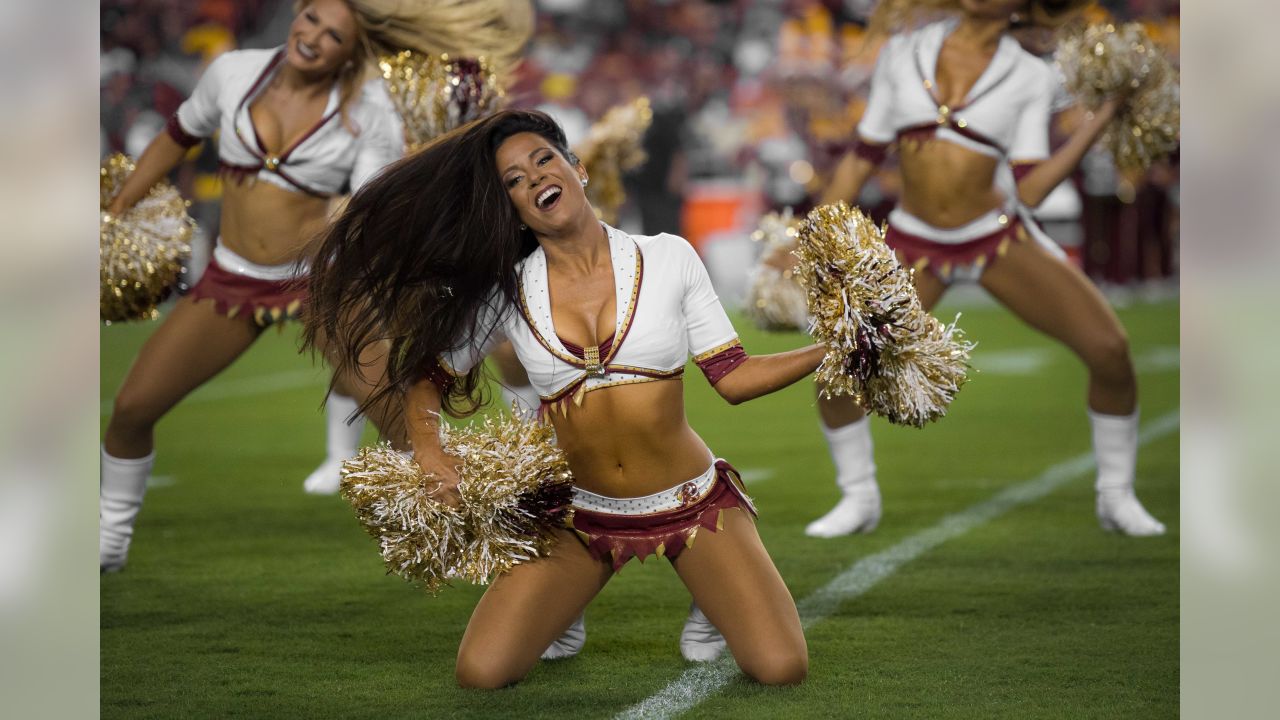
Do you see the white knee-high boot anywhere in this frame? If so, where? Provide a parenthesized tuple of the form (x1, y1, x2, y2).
(100, 446, 155, 572)
(303, 393, 365, 495)
(500, 383, 541, 420)
(1091, 408, 1165, 536)
(679, 602, 727, 662)
(541, 613, 586, 660)
(805, 416, 882, 538)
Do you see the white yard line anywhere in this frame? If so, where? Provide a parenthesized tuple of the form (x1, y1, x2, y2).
(614, 409, 1180, 720)
(99, 368, 324, 415)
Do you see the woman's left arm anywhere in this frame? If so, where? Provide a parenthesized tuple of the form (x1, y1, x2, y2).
(676, 235, 826, 405)
(1016, 98, 1120, 207)
(709, 344, 826, 405)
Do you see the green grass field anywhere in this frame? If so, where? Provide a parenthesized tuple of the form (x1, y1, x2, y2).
(100, 296, 1179, 719)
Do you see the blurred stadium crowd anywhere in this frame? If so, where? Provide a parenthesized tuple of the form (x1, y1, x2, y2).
(101, 0, 1180, 291)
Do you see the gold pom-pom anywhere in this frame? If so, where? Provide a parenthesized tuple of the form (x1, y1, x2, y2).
(574, 96, 653, 225)
(1055, 22, 1180, 171)
(340, 413, 574, 594)
(744, 210, 808, 332)
(379, 51, 505, 152)
(796, 202, 974, 427)
(100, 153, 195, 324)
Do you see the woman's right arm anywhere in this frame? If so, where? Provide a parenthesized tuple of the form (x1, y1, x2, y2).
(109, 53, 229, 215)
(404, 378, 463, 505)
(817, 150, 879, 206)
(106, 133, 191, 215)
(817, 35, 898, 209)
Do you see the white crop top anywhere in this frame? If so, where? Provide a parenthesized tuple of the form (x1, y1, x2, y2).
(439, 225, 744, 411)
(170, 48, 404, 197)
(857, 18, 1054, 164)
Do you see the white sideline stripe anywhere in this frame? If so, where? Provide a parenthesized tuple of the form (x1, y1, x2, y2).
(99, 369, 324, 415)
(973, 345, 1178, 376)
(738, 468, 775, 485)
(146, 475, 176, 489)
(972, 348, 1053, 375)
(613, 409, 1180, 720)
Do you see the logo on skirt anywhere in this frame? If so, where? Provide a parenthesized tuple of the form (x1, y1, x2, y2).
(677, 481, 700, 507)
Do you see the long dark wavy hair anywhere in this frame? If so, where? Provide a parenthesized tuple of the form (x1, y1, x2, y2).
(303, 109, 577, 417)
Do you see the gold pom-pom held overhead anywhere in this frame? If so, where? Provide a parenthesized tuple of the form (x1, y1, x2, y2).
(744, 209, 809, 332)
(379, 51, 506, 152)
(100, 153, 195, 324)
(1055, 22, 1180, 171)
(340, 413, 574, 594)
(574, 96, 653, 225)
(795, 202, 974, 427)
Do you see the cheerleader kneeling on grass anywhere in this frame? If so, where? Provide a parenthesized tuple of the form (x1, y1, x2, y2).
(306, 109, 829, 687)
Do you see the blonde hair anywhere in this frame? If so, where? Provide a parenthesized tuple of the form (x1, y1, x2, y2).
(294, 0, 534, 129)
(868, 0, 1090, 38)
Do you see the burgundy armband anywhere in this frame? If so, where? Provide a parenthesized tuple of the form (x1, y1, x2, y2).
(695, 342, 749, 386)
(851, 138, 890, 167)
(425, 360, 458, 395)
(165, 113, 202, 149)
(1011, 161, 1040, 183)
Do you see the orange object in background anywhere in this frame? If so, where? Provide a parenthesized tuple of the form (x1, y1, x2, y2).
(680, 182, 763, 254)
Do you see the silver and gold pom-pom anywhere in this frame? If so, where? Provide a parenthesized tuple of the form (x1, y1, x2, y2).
(379, 51, 505, 152)
(744, 210, 809, 332)
(100, 153, 195, 324)
(1055, 22, 1180, 171)
(796, 202, 974, 427)
(341, 412, 574, 594)
(574, 96, 653, 225)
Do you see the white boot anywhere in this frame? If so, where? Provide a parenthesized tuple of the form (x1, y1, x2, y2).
(304, 393, 366, 495)
(541, 613, 586, 660)
(806, 417, 882, 538)
(100, 447, 154, 572)
(679, 602, 727, 662)
(500, 382, 541, 420)
(1091, 408, 1165, 536)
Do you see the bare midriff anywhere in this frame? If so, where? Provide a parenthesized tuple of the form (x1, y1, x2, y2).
(548, 377, 715, 499)
(897, 138, 1005, 229)
(219, 179, 331, 266)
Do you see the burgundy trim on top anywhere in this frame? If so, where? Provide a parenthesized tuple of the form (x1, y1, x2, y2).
(165, 113, 202, 148)
(224, 48, 340, 197)
(216, 161, 332, 198)
(897, 120, 1004, 154)
(558, 332, 616, 360)
(851, 138, 889, 167)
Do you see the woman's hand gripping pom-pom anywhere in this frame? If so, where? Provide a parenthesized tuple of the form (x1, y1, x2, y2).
(379, 51, 505, 152)
(100, 153, 195, 324)
(1055, 22, 1179, 172)
(796, 202, 974, 427)
(744, 209, 809, 332)
(340, 414, 575, 594)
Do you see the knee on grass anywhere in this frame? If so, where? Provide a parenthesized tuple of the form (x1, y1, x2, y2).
(455, 655, 528, 690)
(740, 650, 809, 686)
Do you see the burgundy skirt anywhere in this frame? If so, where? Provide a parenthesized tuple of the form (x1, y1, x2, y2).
(885, 214, 1031, 280)
(188, 256, 308, 327)
(569, 460, 757, 571)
